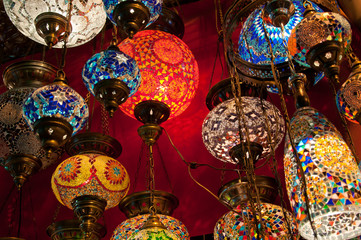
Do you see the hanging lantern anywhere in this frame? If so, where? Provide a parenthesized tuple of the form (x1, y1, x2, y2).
(103, 0, 162, 38)
(118, 30, 199, 121)
(3, 0, 106, 48)
(336, 59, 361, 124)
(202, 96, 285, 165)
(22, 72, 89, 155)
(112, 190, 189, 239)
(0, 60, 63, 189)
(51, 132, 130, 236)
(214, 176, 298, 239)
(284, 106, 361, 239)
(288, 3, 352, 82)
(47, 219, 106, 240)
(82, 43, 141, 117)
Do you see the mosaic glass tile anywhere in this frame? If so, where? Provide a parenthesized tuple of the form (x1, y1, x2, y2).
(3, 0, 106, 48)
(82, 49, 141, 97)
(0, 87, 63, 169)
(51, 153, 130, 210)
(202, 97, 285, 164)
(22, 83, 89, 135)
(103, 0, 162, 27)
(284, 106, 361, 239)
(214, 203, 298, 240)
(111, 214, 189, 240)
(118, 30, 199, 119)
(129, 227, 180, 240)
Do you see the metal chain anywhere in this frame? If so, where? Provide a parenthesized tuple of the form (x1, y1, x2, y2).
(133, 141, 145, 193)
(260, 8, 318, 239)
(100, 104, 110, 135)
(220, 162, 227, 187)
(84, 92, 91, 130)
(149, 145, 156, 214)
(155, 142, 174, 193)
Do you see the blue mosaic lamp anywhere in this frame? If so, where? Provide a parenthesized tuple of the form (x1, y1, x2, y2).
(82, 43, 141, 117)
(103, 0, 162, 38)
(22, 71, 89, 156)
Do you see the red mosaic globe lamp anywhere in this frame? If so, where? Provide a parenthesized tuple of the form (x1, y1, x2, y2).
(51, 132, 130, 238)
(118, 30, 199, 124)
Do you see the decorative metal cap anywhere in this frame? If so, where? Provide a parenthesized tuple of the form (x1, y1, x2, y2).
(134, 100, 170, 124)
(2, 60, 57, 89)
(66, 132, 122, 158)
(264, 0, 295, 27)
(142, 213, 167, 230)
(218, 175, 277, 209)
(119, 190, 179, 219)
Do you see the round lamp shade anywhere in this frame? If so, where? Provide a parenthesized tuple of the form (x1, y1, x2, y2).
(288, 11, 351, 65)
(284, 106, 361, 239)
(202, 97, 285, 164)
(111, 214, 189, 240)
(22, 83, 89, 135)
(129, 227, 180, 240)
(0, 87, 62, 169)
(336, 69, 361, 124)
(103, 0, 162, 26)
(214, 203, 298, 239)
(3, 0, 106, 48)
(82, 48, 141, 97)
(51, 153, 130, 210)
(239, 0, 322, 66)
(118, 30, 199, 120)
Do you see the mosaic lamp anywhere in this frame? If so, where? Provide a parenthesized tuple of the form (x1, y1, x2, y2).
(82, 40, 141, 117)
(336, 56, 361, 124)
(52, 132, 130, 237)
(202, 96, 285, 165)
(3, 0, 106, 48)
(118, 30, 199, 122)
(103, 0, 162, 38)
(284, 106, 361, 239)
(22, 71, 89, 156)
(214, 176, 299, 240)
(288, 1, 352, 83)
(0, 60, 63, 189)
(111, 190, 189, 240)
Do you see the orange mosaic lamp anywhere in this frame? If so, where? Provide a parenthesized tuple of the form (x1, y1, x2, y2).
(51, 132, 130, 237)
(118, 30, 199, 123)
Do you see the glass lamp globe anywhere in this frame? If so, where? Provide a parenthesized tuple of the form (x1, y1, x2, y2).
(51, 153, 130, 210)
(284, 106, 361, 239)
(3, 0, 106, 48)
(103, 0, 162, 37)
(336, 61, 361, 124)
(288, 9, 351, 82)
(22, 81, 89, 154)
(111, 214, 189, 240)
(239, 0, 322, 67)
(214, 203, 299, 240)
(118, 30, 199, 120)
(202, 97, 285, 164)
(82, 45, 141, 116)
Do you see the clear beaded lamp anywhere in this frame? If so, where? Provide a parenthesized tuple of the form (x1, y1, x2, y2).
(22, 73, 89, 156)
(118, 30, 199, 121)
(202, 97, 285, 165)
(103, 0, 162, 38)
(82, 40, 141, 117)
(3, 0, 106, 48)
(288, 1, 352, 82)
(284, 106, 361, 239)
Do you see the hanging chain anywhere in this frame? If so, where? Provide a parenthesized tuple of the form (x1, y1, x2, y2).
(149, 145, 156, 214)
(280, 23, 296, 75)
(133, 141, 145, 192)
(156, 143, 174, 193)
(220, 162, 227, 187)
(100, 104, 110, 135)
(260, 8, 318, 239)
(214, 0, 224, 36)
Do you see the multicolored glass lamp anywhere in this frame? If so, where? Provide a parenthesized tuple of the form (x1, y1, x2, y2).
(202, 79, 285, 165)
(112, 190, 188, 240)
(22, 71, 89, 156)
(51, 132, 130, 237)
(285, 72, 361, 239)
(288, 0, 352, 83)
(103, 0, 162, 38)
(336, 52, 361, 124)
(82, 36, 141, 117)
(0, 60, 64, 189)
(3, 0, 106, 48)
(47, 219, 106, 240)
(214, 176, 299, 239)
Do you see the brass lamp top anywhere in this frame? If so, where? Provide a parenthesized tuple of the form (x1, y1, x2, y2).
(46, 219, 106, 239)
(141, 213, 167, 230)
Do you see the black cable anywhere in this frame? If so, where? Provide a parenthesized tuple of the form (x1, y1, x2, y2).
(17, 188, 22, 238)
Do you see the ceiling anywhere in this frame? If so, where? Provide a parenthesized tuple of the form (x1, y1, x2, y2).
(1, 0, 361, 239)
